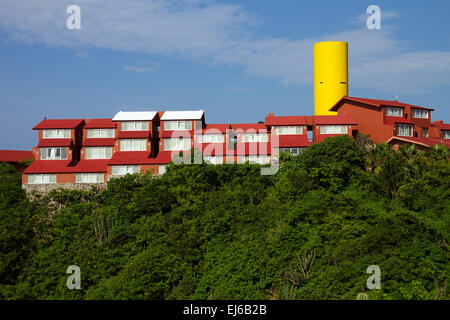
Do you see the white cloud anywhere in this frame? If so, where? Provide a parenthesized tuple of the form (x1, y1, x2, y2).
(0, 0, 449, 94)
(124, 62, 159, 73)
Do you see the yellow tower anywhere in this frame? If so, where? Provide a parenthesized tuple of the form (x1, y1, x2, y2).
(314, 41, 348, 115)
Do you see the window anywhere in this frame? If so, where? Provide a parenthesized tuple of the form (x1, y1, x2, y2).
(443, 131, 450, 139)
(241, 133, 268, 143)
(386, 107, 403, 117)
(27, 174, 56, 184)
(86, 129, 115, 138)
(422, 128, 429, 138)
(164, 138, 191, 151)
(396, 124, 413, 137)
(197, 134, 224, 143)
(158, 165, 168, 175)
(42, 129, 71, 139)
(239, 155, 270, 164)
(412, 109, 429, 119)
(40, 147, 68, 160)
(120, 139, 147, 151)
(319, 125, 348, 134)
(279, 147, 303, 155)
(75, 173, 104, 183)
(85, 147, 112, 159)
(121, 121, 149, 131)
(203, 156, 224, 165)
(164, 121, 192, 130)
(111, 165, 140, 175)
(275, 126, 303, 135)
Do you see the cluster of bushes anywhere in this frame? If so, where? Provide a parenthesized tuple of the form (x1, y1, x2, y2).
(0, 135, 448, 299)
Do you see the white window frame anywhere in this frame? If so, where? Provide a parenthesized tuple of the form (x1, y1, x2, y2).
(396, 124, 414, 137)
(443, 131, 450, 139)
(203, 156, 224, 165)
(197, 134, 224, 143)
(86, 129, 115, 138)
(279, 147, 303, 155)
(164, 120, 192, 130)
(121, 121, 149, 131)
(412, 109, 429, 119)
(42, 129, 71, 139)
(241, 133, 269, 143)
(119, 139, 147, 151)
(275, 126, 303, 135)
(319, 125, 348, 135)
(164, 138, 191, 151)
(239, 155, 270, 164)
(75, 173, 104, 183)
(84, 147, 112, 159)
(40, 147, 68, 160)
(27, 174, 57, 184)
(386, 107, 403, 117)
(111, 165, 140, 175)
(158, 165, 168, 175)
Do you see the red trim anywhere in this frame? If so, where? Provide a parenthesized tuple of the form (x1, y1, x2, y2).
(265, 116, 307, 126)
(117, 131, 151, 139)
(83, 138, 115, 147)
(313, 115, 357, 125)
(330, 96, 433, 112)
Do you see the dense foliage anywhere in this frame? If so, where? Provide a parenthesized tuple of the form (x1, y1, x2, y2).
(0, 136, 449, 300)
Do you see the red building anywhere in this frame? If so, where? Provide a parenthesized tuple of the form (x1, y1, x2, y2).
(0, 150, 33, 170)
(22, 97, 450, 187)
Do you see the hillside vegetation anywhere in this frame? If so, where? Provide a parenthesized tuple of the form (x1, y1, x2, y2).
(0, 136, 449, 300)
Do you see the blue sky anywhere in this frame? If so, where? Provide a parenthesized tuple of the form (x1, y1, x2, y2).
(1, 0, 450, 150)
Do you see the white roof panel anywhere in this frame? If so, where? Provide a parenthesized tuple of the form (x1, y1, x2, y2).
(112, 111, 158, 121)
(160, 110, 204, 120)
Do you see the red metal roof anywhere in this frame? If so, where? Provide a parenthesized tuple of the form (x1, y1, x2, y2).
(198, 124, 231, 133)
(265, 116, 307, 126)
(84, 119, 116, 129)
(108, 151, 174, 165)
(387, 136, 450, 148)
(24, 159, 110, 173)
(117, 131, 151, 139)
(38, 139, 73, 147)
(33, 119, 84, 130)
(276, 135, 311, 147)
(431, 121, 450, 130)
(330, 96, 433, 111)
(231, 123, 267, 131)
(83, 138, 116, 147)
(0, 150, 33, 162)
(313, 115, 358, 125)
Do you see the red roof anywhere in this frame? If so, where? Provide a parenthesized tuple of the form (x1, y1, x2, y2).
(232, 123, 267, 131)
(108, 151, 173, 165)
(276, 135, 311, 147)
(117, 131, 151, 139)
(83, 138, 116, 147)
(33, 119, 84, 130)
(384, 117, 415, 126)
(38, 139, 73, 147)
(330, 96, 433, 112)
(197, 124, 231, 133)
(431, 121, 450, 131)
(265, 116, 307, 126)
(161, 130, 192, 138)
(313, 115, 357, 125)
(387, 137, 450, 148)
(0, 150, 33, 162)
(24, 159, 109, 173)
(84, 119, 116, 129)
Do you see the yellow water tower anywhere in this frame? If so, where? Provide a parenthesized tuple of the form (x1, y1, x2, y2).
(314, 41, 348, 115)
